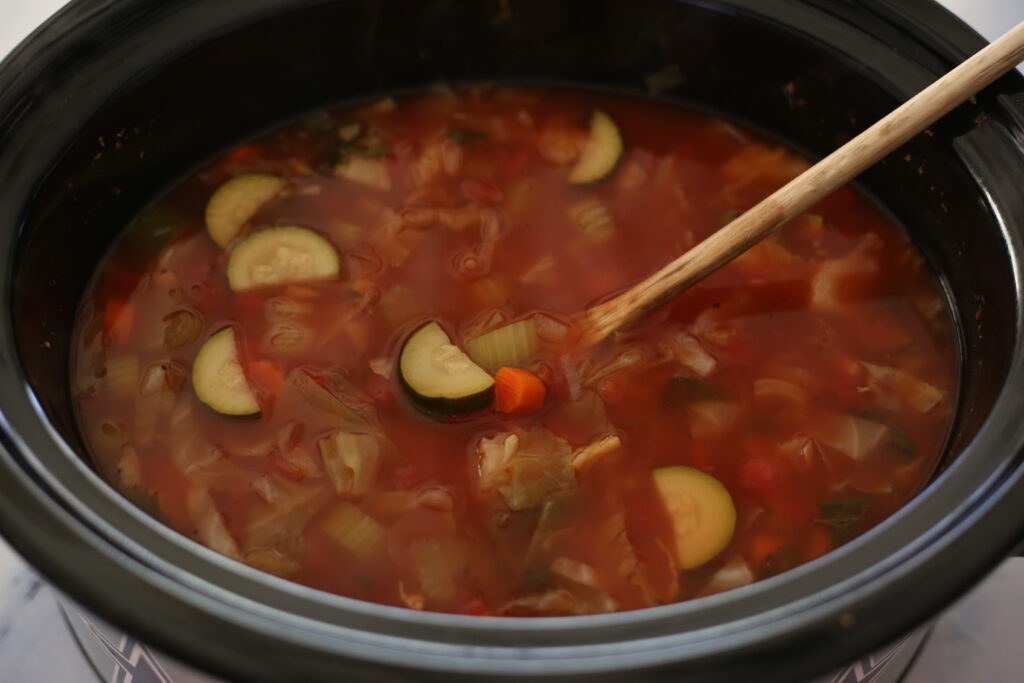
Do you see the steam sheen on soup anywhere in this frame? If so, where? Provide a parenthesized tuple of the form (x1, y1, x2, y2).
(73, 86, 957, 616)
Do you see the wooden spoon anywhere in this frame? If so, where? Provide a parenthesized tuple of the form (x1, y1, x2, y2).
(579, 21, 1024, 347)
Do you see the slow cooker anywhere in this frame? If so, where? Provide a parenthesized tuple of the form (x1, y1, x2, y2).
(0, 1, 1022, 681)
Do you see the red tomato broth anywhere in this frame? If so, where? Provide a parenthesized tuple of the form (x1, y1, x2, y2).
(72, 85, 957, 616)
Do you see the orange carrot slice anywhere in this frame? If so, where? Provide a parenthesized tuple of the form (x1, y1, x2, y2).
(494, 367, 546, 415)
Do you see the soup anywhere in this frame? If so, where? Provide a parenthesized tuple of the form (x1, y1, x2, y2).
(72, 85, 956, 616)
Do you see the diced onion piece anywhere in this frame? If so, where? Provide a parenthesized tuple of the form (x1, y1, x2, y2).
(702, 557, 755, 594)
(244, 477, 331, 553)
(117, 445, 142, 488)
(466, 318, 538, 374)
(139, 360, 187, 397)
(753, 378, 808, 405)
(862, 362, 945, 414)
(399, 581, 426, 610)
(288, 368, 376, 431)
(551, 557, 601, 588)
(335, 157, 392, 190)
(227, 226, 340, 292)
(187, 487, 242, 561)
(498, 586, 617, 616)
(318, 431, 382, 498)
(205, 174, 286, 248)
(809, 233, 882, 310)
(584, 348, 646, 386)
(663, 332, 716, 377)
(521, 253, 556, 286)
(244, 548, 302, 577)
(368, 356, 392, 380)
(688, 400, 741, 438)
(532, 312, 573, 344)
(814, 412, 890, 461)
(571, 434, 623, 472)
(319, 502, 385, 557)
(477, 427, 576, 511)
(414, 538, 467, 602)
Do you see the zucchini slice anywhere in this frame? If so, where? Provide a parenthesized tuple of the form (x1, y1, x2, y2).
(399, 321, 495, 416)
(227, 226, 340, 292)
(652, 466, 736, 569)
(205, 174, 286, 248)
(568, 110, 623, 185)
(192, 327, 260, 417)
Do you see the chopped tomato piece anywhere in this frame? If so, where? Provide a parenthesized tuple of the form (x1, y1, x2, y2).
(219, 143, 266, 168)
(248, 360, 284, 394)
(461, 179, 504, 204)
(739, 457, 778, 493)
(747, 534, 787, 568)
(460, 597, 492, 616)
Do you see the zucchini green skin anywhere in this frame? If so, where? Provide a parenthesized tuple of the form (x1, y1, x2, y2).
(399, 372, 496, 417)
(398, 321, 496, 417)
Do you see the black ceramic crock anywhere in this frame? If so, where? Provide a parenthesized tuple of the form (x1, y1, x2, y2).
(0, 1, 1023, 681)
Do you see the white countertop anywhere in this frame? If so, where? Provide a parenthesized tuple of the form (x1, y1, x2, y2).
(0, 1, 1022, 681)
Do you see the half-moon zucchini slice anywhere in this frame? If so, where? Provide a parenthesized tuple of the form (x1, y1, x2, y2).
(205, 174, 286, 248)
(227, 226, 340, 292)
(652, 466, 736, 569)
(399, 321, 495, 416)
(192, 327, 260, 417)
(568, 110, 623, 185)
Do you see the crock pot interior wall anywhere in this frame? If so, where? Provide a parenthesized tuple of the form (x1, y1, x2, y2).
(13, 0, 1014, 469)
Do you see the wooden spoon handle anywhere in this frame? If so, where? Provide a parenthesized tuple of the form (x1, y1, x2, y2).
(581, 20, 1024, 346)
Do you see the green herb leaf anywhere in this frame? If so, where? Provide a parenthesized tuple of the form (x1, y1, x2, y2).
(523, 566, 553, 591)
(816, 496, 870, 544)
(447, 128, 486, 149)
(336, 128, 389, 165)
(762, 543, 803, 577)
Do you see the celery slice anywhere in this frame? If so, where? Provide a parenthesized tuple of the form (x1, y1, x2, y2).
(320, 503, 385, 557)
(466, 319, 538, 374)
(104, 355, 139, 397)
(567, 198, 616, 244)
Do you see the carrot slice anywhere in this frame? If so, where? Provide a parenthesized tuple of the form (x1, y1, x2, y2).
(104, 300, 135, 341)
(494, 367, 547, 415)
